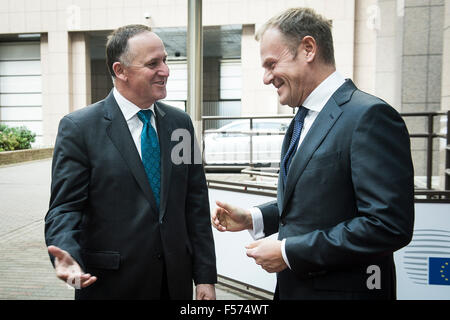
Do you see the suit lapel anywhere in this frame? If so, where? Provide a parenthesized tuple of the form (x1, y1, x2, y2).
(154, 102, 172, 221)
(281, 80, 357, 214)
(104, 91, 159, 212)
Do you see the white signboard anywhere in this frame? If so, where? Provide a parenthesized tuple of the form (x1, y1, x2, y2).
(209, 188, 277, 293)
(394, 203, 450, 300)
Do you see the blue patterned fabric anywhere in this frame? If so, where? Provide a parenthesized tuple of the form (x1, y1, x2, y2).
(137, 110, 161, 209)
(281, 106, 308, 188)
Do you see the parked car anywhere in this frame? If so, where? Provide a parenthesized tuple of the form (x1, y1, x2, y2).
(203, 118, 291, 165)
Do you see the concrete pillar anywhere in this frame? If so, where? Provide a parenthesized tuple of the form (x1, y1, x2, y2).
(353, 0, 403, 110)
(41, 31, 71, 146)
(442, 0, 450, 114)
(374, 0, 403, 111)
(353, 0, 377, 95)
(440, 0, 450, 189)
(70, 32, 92, 111)
(41, 31, 92, 146)
(240, 24, 278, 116)
(40, 33, 50, 147)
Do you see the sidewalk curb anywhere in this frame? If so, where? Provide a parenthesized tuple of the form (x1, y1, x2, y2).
(0, 148, 53, 166)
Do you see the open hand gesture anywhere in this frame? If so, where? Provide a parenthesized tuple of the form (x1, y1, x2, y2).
(47, 245, 97, 289)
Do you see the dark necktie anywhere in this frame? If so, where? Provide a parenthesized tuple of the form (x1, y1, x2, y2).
(137, 110, 161, 209)
(281, 106, 308, 188)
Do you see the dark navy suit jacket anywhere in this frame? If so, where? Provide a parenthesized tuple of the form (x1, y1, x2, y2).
(259, 79, 414, 299)
(45, 91, 217, 299)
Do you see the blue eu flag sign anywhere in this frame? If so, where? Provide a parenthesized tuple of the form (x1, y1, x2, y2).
(429, 257, 450, 285)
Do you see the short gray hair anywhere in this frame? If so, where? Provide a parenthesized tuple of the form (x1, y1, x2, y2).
(106, 24, 153, 78)
(255, 7, 335, 66)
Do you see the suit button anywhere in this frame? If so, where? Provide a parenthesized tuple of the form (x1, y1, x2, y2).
(157, 254, 162, 260)
(280, 219, 286, 226)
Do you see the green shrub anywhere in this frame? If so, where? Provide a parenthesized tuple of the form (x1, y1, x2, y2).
(0, 124, 36, 152)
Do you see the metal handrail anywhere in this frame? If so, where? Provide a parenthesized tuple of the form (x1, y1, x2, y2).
(402, 111, 448, 191)
(202, 115, 294, 120)
(202, 111, 450, 195)
(207, 177, 450, 203)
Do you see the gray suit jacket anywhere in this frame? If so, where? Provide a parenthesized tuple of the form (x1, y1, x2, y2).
(45, 90, 217, 299)
(259, 79, 414, 299)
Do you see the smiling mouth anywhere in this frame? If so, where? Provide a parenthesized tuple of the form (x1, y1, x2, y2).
(274, 81, 284, 93)
(273, 79, 284, 89)
(154, 80, 166, 86)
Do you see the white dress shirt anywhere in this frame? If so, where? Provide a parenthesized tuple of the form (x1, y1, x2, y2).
(248, 71, 346, 269)
(113, 87, 158, 159)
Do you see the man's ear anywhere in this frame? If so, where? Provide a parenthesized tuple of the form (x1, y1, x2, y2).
(300, 36, 317, 62)
(112, 61, 127, 81)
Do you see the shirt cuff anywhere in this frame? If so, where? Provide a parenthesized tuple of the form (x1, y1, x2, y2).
(281, 238, 291, 269)
(247, 207, 291, 269)
(247, 207, 265, 240)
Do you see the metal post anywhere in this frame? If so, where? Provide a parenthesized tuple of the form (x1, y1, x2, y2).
(446, 111, 450, 191)
(202, 117, 206, 165)
(249, 118, 253, 166)
(187, 0, 203, 147)
(427, 114, 434, 191)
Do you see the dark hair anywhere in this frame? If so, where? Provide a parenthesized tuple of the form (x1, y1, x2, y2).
(106, 24, 152, 78)
(255, 8, 335, 66)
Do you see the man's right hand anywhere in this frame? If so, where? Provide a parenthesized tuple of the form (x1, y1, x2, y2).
(47, 245, 97, 289)
(211, 200, 253, 232)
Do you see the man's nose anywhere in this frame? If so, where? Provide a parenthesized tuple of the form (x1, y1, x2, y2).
(159, 63, 170, 77)
(263, 70, 273, 85)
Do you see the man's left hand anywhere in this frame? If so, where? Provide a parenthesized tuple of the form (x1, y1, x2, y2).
(196, 284, 216, 300)
(246, 238, 288, 273)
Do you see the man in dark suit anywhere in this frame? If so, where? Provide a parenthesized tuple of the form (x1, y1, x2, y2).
(45, 24, 217, 300)
(212, 8, 414, 299)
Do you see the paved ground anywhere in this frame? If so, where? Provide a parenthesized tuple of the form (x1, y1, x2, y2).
(0, 159, 249, 300)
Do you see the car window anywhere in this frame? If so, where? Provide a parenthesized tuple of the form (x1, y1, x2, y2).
(224, 122, 249, 132)
(254, 122, 288, 131)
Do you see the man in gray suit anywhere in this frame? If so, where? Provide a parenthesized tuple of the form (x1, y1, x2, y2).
(212, 8, 414, 299)
(45, 24, 217, 300)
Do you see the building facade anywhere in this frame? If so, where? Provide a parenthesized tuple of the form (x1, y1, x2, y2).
(0, 0, 448, 186)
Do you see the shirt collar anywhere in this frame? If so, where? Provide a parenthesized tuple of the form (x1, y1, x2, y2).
(302, 71, 346, 113)
(113, 87, 155, 121)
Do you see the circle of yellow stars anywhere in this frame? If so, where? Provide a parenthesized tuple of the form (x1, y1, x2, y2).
(440, 262, 449, 282)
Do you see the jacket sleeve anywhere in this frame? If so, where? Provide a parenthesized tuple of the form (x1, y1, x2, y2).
(184, 117, 217, 285)
(284, 103, 415, 275)
(44, 115, 89, 271)
(257, 200, 280, 237)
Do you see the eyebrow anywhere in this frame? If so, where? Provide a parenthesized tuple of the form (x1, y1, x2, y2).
(262, 57, 275, 68)
(146, 53, 168, 64)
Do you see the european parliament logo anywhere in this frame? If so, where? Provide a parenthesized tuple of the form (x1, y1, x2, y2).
(402, 229, 450, 286)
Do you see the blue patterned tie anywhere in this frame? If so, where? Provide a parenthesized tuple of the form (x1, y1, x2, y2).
(137, 110, 161, 209)
(281, 106, 308, 188)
